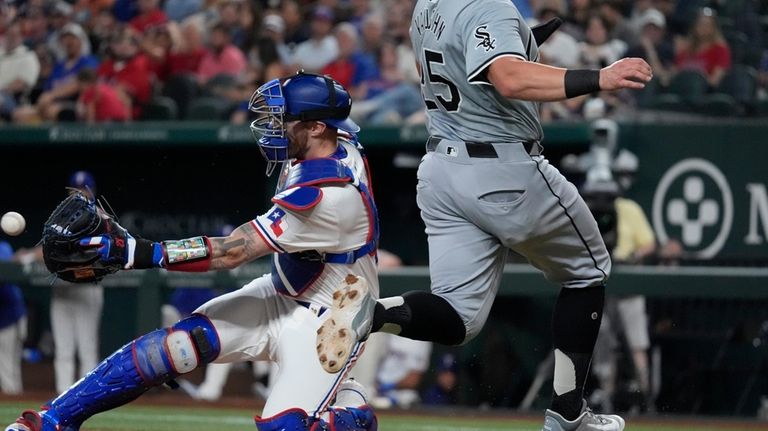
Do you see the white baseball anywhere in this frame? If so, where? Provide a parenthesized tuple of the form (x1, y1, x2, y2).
(1, 211, 26, 236)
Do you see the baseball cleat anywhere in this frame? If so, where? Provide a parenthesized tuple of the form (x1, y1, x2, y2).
(542, 400, 625, 431)
(5, 411, 42, 431)
(334, 378, 369, 407)
(316, 274, 374, 373)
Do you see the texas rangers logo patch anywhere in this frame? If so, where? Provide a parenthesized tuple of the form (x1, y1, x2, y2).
(474, 25, 496, 52)
(267, 208, 286, 237)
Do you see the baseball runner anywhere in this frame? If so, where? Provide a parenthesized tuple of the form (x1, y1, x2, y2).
(316, 2, 653, 431)
(6, 72, 379, 431)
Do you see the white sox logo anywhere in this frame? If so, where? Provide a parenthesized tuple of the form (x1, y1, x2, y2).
(652, 158, 733, 259)
(474, 25, 496, 52)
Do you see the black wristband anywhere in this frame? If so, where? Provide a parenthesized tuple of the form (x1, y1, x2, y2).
(133, 238, 157, 269)
(564, 69, 601, 98)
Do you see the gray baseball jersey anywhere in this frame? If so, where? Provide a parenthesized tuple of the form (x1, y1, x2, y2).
(410, 0, 542, 143)
(410, 0, 611, 341)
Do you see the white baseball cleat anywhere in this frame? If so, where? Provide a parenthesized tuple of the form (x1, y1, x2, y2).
(542, 400, 625, 431)
(334, 378, 369, 407)
(316, 274, 375, 373)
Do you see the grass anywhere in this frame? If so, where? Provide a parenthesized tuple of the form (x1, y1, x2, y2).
(1, 400, 767, 431)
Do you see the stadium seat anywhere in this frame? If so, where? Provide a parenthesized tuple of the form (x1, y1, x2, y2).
(186, 97, 232, 120)
(716, 65, 757, 108)
(162, 74, 200, 119)
(663, 70, 709, 105)
(140, 97, 179, 121)
(694, 93, 739, 116)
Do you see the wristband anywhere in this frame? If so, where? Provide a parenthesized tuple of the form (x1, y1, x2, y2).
(132, 239, 159, 269)
(163, 236, 212, 272)
(564, 69, 601, 98)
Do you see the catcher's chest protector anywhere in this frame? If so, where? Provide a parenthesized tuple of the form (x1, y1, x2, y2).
(269, 157, 379, 297)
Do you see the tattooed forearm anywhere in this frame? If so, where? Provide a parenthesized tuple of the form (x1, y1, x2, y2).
(208, 222, 271, 270)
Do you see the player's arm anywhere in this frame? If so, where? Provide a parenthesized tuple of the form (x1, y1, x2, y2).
(80, 220, 273, 273)
(206, 222, 272, 270)
(486, 56, 653, 102)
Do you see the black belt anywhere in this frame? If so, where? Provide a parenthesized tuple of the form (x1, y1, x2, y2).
(426, 137, 538, 158)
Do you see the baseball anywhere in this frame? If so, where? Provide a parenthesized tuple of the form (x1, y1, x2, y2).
(1, 211, 26, 236)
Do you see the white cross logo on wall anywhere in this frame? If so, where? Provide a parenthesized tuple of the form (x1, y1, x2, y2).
(653, 158, 734, 259)
(666, 176, 719, 246)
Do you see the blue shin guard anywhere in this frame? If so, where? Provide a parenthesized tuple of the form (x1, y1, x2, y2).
(254, 407, 377, 431)
(37, 314, 220, 431)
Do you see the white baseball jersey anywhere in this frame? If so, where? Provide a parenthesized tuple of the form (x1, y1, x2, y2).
(195, 138, 379, 417)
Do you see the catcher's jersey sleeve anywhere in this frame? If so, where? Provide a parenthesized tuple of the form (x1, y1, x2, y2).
(252, 185, 369, 254)
(461, 0, 533, 84)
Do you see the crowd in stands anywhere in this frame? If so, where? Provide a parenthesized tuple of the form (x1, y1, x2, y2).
(0, 0, 766, 124)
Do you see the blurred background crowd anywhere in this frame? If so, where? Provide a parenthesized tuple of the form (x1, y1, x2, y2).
(0, 0, 767, 125)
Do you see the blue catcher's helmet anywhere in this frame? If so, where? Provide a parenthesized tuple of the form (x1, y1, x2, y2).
(68, 170, 97, 196)
(249, 71, 359, 175)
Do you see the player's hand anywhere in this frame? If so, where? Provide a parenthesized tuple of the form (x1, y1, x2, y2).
(599, 58, 653, 91)
(79, 229, 135, 269)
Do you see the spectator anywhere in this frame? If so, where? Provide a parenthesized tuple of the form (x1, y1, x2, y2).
(48, 2, 93, 62)
(111, 0, 138, 23)
(15, 23, 99, 123)
(349, 41, 423, 125)
(347, 0, 372, 32)
(72, 0, 115, 19)
(0, 22, 40, 121)
(197, 22, 246, 84)
(599, 0, 638, 46)
(281, 0, 309, 46)
(216, 0, 246, 49)
(129, 0, 167, 34)
(422, 353, 459, 406)
(290, 6, 338, 72)
(261, 13, 292, 66)
(157, 21, 207, 82)
(360, 13, 384, 55)
(76, 67, 129, 123)
(674, 7, 732, 87)
(321, 23, 378, 97)
(0, 241, 27, 395)
(18, 7, 50, 48)
(98, 27, 153, 118)
(87, 9, 119, 56)
(562, 0, 593, 41)
(579, 14, 628, 69)
(535, 4, 581, 69)
(625, 9, 674, 86)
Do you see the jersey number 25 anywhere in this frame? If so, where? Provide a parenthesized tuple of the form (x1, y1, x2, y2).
(420, 49, 461, 112)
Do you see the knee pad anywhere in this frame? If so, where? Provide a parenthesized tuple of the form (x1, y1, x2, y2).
(135, 314, 221, 384)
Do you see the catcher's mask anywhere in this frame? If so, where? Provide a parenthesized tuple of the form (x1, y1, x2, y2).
(249, 71, 360, 176)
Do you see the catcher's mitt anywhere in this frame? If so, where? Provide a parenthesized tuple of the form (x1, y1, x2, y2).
(42, 191, 129, 283)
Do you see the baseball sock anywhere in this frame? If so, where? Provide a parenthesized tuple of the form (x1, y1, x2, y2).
(550, 284, 605, 421)
(372, 291, 466, 345)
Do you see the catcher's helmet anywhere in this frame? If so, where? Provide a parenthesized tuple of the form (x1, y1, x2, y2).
(249, 71, 359, 175)
(68, 170, 96, 194)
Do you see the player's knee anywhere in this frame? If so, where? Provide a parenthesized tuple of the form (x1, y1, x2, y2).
(133, 314, 221, 385)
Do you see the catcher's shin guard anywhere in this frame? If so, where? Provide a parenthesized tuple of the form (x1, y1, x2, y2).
(37, 315, 220, 430)
(255, 407, 377, 431)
